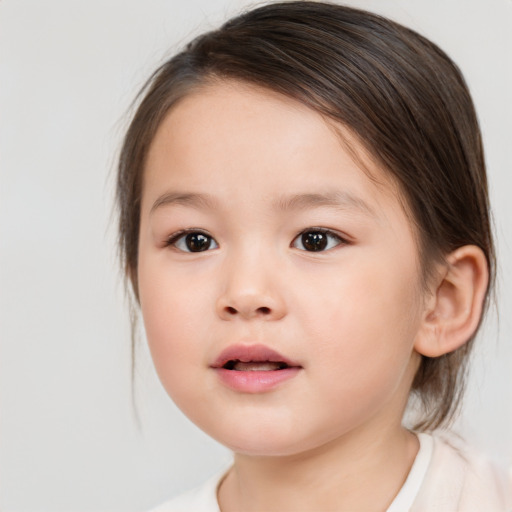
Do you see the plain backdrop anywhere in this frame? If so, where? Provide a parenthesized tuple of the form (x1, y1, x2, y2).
(1, 1, 511, 510)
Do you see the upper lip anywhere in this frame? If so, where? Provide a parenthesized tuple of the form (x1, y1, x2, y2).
(211, 344, 301, 369)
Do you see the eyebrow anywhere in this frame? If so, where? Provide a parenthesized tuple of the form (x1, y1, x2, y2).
(150, 192, 220, 215)
(273, 191, 376, 217)
(150, 190, 376, 217)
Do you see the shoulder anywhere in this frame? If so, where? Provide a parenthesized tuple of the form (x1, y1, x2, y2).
(146, 469, 229, 512)
(412, 433, 512, 511)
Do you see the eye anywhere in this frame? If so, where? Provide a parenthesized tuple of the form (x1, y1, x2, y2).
(292, 229, 344, 252)
(167, 231, 219, 253)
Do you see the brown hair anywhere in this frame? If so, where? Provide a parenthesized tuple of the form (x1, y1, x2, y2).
(117, 1, 495, 430)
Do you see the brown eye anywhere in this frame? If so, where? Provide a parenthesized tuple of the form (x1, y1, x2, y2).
(185, 233, 212, 252)
(302, 232, 327, 251)
(292, 230, 343, 252)
(170, 231, 219, 252)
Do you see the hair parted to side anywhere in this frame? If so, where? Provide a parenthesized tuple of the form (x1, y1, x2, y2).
(117, 1, 495, 430)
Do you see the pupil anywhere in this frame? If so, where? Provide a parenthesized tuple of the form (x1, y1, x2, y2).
(185, 233, 211, 252)
(302, 232, 327, 251)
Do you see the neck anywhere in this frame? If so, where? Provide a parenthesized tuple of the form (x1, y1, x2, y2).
(218, 423, 419, 512)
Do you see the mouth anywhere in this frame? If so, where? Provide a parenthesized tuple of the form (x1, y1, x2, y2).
(211, 344, 302, 393)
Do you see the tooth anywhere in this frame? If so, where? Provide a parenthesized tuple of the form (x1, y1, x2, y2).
(233, 362, 282, 371)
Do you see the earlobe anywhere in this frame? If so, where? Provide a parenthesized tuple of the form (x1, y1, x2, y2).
(414, 245, 489, 358)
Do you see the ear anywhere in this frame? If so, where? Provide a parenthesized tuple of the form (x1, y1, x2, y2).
(414, 245, 489, 358)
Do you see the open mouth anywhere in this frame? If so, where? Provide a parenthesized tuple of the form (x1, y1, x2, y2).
(212, 344, 301, 392)
(211, 343, 302, 373)
(222, 360, 291, 371)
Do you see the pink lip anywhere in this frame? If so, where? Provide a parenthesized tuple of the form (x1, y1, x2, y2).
(211, 344, 302, 393)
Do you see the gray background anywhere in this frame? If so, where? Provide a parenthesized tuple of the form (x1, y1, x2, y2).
(1, 0, 511, 510)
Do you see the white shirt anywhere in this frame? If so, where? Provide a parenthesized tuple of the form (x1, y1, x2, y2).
(148, 433, 512, 511)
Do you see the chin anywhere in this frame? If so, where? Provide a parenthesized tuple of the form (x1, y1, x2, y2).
(228, 438, 297, 457)
(204, 420, 333, 458)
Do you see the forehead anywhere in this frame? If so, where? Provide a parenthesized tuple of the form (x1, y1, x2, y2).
(142, 81, 408, 223)
(146, 82, 395, 186)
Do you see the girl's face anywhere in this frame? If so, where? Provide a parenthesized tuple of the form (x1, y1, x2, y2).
(137, 82, 426, 456)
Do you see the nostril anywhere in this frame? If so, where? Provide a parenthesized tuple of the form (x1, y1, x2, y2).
(221, 305, 273, 317)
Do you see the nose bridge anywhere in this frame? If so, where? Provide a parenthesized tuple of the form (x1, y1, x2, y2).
(217, 239, 285, 320)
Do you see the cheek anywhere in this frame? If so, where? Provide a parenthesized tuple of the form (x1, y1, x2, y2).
(137, 259, 212, 387)
(297, 251, 422, 400)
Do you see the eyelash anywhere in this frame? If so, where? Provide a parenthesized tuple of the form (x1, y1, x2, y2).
(164, 228, 348, 253)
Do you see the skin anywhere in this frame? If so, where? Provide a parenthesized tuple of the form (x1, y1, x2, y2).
(136, 81, 469, 511)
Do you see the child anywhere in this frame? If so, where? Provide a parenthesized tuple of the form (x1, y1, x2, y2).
(116, 2, 512, 510)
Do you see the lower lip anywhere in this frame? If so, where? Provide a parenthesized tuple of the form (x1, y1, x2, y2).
(214, 367, 301, 393)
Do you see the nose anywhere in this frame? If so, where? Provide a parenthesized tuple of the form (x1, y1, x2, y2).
(216, 254, 287, 321)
